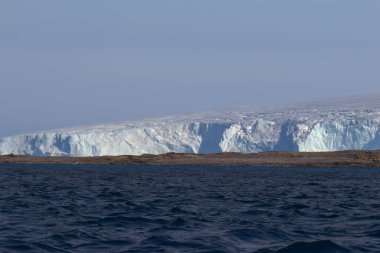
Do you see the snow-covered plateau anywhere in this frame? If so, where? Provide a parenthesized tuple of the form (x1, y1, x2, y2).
(1, 96, 380, 156)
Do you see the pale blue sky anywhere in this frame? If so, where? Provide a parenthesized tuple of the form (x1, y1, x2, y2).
(1, 1, 380, 137)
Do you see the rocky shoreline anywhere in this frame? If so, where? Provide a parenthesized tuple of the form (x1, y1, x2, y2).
(1, 151, 380, 168)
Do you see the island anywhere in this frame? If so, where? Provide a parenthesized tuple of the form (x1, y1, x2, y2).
(1, 150, 380, 168)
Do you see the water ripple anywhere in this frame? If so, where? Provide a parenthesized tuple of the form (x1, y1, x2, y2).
(0, 164, 379, 252)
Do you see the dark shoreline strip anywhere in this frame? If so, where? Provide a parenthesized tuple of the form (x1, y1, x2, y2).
(1, 151, 380, 168)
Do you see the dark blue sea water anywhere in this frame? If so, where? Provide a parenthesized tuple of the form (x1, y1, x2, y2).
(0, 165, 379, 253)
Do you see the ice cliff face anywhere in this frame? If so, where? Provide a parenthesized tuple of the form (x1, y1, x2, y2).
(1, 96, 380, 156)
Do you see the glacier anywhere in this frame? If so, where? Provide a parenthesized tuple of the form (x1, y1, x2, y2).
(1, 95, 380, 156)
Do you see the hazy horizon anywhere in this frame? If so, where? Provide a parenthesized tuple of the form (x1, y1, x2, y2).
(2, 93, 380, 137)
(2, 1, 380, 137)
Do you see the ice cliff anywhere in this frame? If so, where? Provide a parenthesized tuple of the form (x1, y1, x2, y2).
(1, 96, 380, 156)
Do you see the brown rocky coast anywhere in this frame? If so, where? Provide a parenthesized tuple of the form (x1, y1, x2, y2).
(1, 151, 380, 168)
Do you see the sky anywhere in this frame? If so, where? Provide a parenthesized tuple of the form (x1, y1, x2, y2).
(1, 0, 380, 137)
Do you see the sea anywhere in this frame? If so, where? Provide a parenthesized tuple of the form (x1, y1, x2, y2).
(0, 164, 379, 253)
